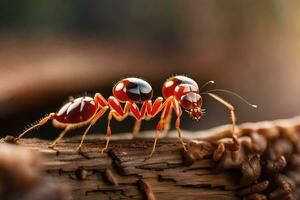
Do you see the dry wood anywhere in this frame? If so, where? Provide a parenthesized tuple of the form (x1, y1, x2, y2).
(5, 116, 300, 200)
(16, 136, 237, 200)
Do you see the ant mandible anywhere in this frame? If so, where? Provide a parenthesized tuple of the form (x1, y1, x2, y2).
(11, 76, 257, 158)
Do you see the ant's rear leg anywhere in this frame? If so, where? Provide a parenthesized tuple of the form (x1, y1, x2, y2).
(16, 113, 56, 141)
(76, 106, 109, 152)
(48, 126, 73, 149)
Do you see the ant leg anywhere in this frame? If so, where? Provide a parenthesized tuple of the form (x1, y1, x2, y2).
(48, 126, 72, 148)
(132, 120, 142, 136)
(16, 113, 56, 141)
(94, 93, 109, 107)
(148, 98, 173, 158)
(207, 93, 239, 150)
(146, 97, 164, 118)
(100, 99, 131, 153)
(101, 122, 111, 154)
(76, 106, 109, 152)
(172, 98, 187, 151)
(100, 110, 121, 153)
(100, 106, 130, 153)
(148, 121, 163, 158)
(164, 110, 172, 136)
(175, 117, 187, 151)
(130, 101, 149, 136)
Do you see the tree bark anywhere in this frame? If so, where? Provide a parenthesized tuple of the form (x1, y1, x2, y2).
(16, 133, 236, 200)
(11, 116, 300, 200)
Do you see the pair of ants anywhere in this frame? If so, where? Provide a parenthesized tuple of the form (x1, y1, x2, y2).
(11, 75, 257, 158)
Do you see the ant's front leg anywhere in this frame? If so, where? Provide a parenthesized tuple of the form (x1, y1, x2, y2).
(172, 98, 188, 151)
(207, 93, 240, 152)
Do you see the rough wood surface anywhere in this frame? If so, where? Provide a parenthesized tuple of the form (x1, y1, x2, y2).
(18, 135, 237, 200)
(10, 116, 300, 200)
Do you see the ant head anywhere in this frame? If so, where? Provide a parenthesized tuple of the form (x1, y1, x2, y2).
(179, 92, 204, 120)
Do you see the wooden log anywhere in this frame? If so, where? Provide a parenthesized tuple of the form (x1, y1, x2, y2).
(18, 134, 238, 200)
(3, 115, 300, 200)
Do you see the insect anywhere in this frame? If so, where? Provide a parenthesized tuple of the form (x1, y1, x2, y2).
(13, 77, 165, 153)
(10, 76, 257, 157)
(148, 75, 257, 157)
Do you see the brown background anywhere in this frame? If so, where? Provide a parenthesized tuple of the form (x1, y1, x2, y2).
(1, 1, 300, 139)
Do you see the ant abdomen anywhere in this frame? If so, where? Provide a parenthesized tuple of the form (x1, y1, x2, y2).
(54, 96, 98, 124)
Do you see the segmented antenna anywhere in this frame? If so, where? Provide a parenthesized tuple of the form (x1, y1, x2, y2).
(201, 89, 258, 108)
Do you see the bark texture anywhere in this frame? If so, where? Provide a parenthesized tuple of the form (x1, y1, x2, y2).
(4, 116, 300, 200)
(18, 136, 237, 200)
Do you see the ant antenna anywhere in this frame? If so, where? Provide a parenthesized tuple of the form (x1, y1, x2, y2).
(200, 80, 215, 90)
(201, 89, 258, 109)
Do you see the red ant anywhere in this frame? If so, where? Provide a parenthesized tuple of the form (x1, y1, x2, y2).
(14, 77, 164, 154)
(10, 76, 257, 158)
(150, 75, 256, 157)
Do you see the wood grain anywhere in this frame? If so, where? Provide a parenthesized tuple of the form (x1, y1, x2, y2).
(16, 135, 237, 200)
(10, 115, 300, 200)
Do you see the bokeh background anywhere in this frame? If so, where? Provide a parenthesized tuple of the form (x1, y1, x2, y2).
(1, 1, 300, 139)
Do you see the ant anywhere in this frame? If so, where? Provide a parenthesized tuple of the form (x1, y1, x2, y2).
(7, 76, 257, 158)
(149, 75, 257, 157)
(13, 77, 165, 154)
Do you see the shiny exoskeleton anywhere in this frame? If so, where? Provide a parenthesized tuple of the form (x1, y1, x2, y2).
(148, 75, 256, 157)
(163, 75, 203, 119)
(14, 77, 166, 154)
(12, 76, 256, 158)
(55, 97, 98, 124)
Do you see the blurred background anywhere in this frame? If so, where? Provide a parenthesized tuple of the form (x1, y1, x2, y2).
(1, 0, 300, 139)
